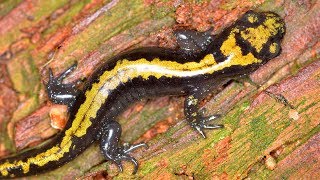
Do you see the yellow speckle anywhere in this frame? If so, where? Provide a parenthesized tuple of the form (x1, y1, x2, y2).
(188, 95, 198, 105)
(248, 14, 258, 23)
(269, 43, 278, 53)
(1, 166, 8, 176)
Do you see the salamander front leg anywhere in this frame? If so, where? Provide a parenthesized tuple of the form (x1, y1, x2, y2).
(46, 63, 81, 108)
(100, 121, 148, 174)
(185, 87, 224, 138)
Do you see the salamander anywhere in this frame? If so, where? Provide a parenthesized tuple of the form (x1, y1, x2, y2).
(0, 10, 285, 178)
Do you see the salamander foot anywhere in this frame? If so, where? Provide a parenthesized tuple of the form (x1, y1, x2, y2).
(190, 114, 224, 138)
(46, 63, 81, 108)
(100, 121, 148, 174)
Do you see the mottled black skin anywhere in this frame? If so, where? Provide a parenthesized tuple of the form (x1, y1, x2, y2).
(0, 11, 285, 178)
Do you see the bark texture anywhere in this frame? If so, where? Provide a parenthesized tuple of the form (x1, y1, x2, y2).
(0, 0, 319, 179)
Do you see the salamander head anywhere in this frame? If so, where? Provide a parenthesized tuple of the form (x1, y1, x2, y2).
(238, 11, 286, 60)
(218, 11, 286, 66)
(238, 11, 285, 61)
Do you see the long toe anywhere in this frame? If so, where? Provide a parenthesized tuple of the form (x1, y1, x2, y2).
(120, 154, 139, 174)
(114, 160, 123, 172)
(129, 157, 139, 175)
(202, 114, 221, 122)
(124, 142, 148, 153)
(48, 68, 54, 81)
(194, 126, 206, 138)
(203, 124, 224, 129)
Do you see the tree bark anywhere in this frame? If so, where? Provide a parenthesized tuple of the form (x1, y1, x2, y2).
(0, 0, 319, 179)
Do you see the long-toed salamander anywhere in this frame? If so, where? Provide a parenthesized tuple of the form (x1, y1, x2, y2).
(0, 10, 285, 178)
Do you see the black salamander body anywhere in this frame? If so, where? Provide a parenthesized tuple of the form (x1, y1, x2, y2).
(0, 11, 285, 178)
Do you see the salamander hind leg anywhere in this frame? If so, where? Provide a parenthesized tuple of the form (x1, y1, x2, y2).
(100, 121, 148, 174)
(46, 63, 81, 108)
(184, 87, 224, 138)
